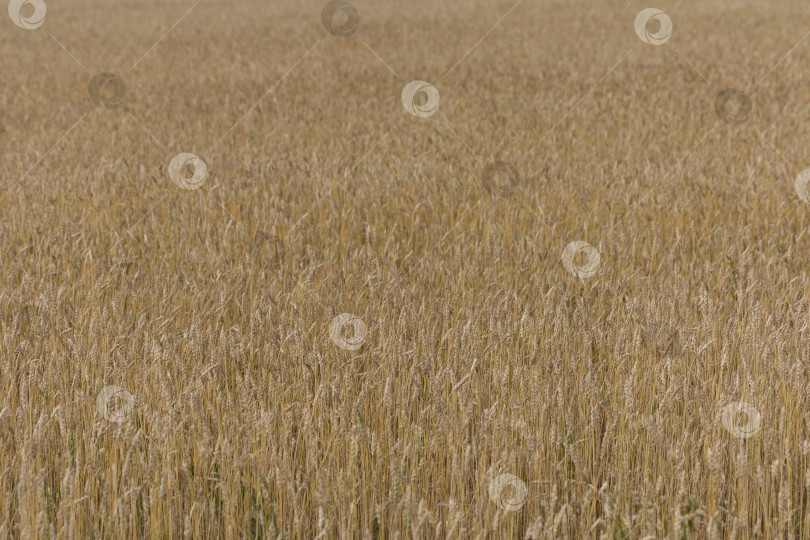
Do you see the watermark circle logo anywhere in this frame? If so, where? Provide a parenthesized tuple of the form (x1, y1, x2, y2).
(483, 161, 520, 195)
(401, 80, 440, 118)
(329, 313, 367, 351)
(795, 168, 810, 204)
(721, 401, 761, 438)
(34, 308, 51, 338)
(634, 8, 672, 45)
(715, 88, 752, 124)
(561, 241, 600, 279)
(8, 0, 46, 30)
(96, 386, 135, 424)
(321, 0, 359, 37)
(488, 474, 528, 512)
(168, 153, 208, 190)
(22, 304, 51, 338)
(88, 73, 127, 110)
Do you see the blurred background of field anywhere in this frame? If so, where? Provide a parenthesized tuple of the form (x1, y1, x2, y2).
(2, 0, 810, 537)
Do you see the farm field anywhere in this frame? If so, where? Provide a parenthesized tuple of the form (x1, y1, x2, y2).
(2, 0, 810, 537)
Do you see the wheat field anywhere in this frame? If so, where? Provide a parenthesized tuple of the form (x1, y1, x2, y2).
(2, 0, 810, 537)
